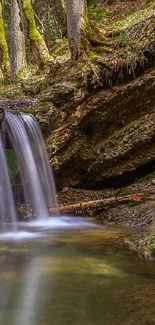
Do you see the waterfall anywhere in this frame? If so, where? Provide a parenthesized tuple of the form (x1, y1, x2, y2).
(21, 113, 58, 212)
(0, 135, 17, 230)
(5, 112, 58, 221)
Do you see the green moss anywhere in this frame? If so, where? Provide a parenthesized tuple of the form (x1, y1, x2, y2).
(0, 84, 23, 99)
(105, 4, 155, 34)
(147, 242, 155, 250)
(0, 3, 10, 74)
(135, 172, 155, 184)
(23, 0, 42, 42)
(116, 188, 132, 197)
(23, 0, 50, 67)
(88, 5, 112, 21)
(126, 202, 139, 208)
(20, 108, 36, 115)
(5, 150, 19, 176)
(88, 0, 100, 5)
(54, 38, 69, 56)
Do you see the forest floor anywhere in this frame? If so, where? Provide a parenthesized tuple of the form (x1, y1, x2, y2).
(102, 0, 146, 22)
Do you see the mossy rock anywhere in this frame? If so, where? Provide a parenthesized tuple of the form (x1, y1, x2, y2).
(22, 78, 48, 95)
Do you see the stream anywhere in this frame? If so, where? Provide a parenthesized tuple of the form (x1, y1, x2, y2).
(0, 225, 155, 325)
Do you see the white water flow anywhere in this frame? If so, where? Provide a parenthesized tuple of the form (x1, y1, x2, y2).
(21, 113, 58, 211)
(5, 112, 57, 220)
(0, 135, 17, 230)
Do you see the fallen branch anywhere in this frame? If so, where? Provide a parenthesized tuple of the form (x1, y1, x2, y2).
(50, 193, 150, 214)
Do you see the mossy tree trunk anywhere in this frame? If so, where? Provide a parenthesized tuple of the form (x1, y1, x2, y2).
(0, 2, 10, 81)
(49, 0, 67, 38)
(66, 0, 87, 60)
(18, 0, 51, 69)
(10, 0, 27, 81)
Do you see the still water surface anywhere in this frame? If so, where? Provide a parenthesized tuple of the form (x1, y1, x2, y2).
(0, 225, 155, 325)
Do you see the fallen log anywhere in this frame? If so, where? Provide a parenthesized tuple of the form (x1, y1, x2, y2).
(50, 193, 150, 214)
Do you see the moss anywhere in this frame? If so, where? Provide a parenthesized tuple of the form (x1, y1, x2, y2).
(54, 38, 69, 56)
(23, 0, 50, 67)
(23, 0, 42, 42)
(105, 5, 155, 34)
(116, 188, 132, 196)
(0, 3, 10, 75)
(0, 84, 23, 99)
(135, 172, 155, 184)
(19, 108, 36, 115)
(5, 150, 19, 176)
(88, 0, 101, 5)
(88, 5, 112, 21)
(125, 202, 139, 208)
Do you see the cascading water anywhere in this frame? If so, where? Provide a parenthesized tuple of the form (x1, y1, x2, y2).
(5, 112, 58, 220)
(21, 113, 58, 212)
(0, 111, 98, 240)
(0, 135, 17, 231)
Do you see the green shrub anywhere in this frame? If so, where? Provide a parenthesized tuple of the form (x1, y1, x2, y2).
(5, 150, 19, 176)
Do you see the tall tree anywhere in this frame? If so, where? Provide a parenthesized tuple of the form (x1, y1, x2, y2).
(66, 0, 87, 60)
(10, 0, 27, 80)
(0, 1, 10, 81)
(18, 0, 51, 69)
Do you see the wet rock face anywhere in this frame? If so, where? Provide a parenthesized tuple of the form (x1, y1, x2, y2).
(0, 107, 4, 123)
(0, 98, 38, 113)
(38, 69, 155, 189)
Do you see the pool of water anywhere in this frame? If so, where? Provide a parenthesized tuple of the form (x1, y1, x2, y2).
(0, 225, 155, 325)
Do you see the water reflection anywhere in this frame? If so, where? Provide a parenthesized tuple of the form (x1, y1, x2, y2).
(0, 227, 155, 325)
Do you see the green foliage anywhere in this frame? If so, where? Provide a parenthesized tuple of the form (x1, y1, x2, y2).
(88, 6, 112, 21)
(88, 0, 101, 5)
(5, 150, 19, 176)
(53, 38, 69, 56)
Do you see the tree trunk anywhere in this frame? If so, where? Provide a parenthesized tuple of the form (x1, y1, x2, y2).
(49, 193, 146, 214)
(0, 2, 10, 81)
(66, 0, 87, 60)
(49, 0, 67, 38)
(10, 0, 27, 81)
(18, 0, 51, 69)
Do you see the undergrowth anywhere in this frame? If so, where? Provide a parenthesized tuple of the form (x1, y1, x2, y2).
(80, 1, 155, 87)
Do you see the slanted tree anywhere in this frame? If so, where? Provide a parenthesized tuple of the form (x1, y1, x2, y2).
(66, 0, 87, 60)
(10, 0, 27, 80)
(0, 1, 10, 81)
(17, 0, 51, 69)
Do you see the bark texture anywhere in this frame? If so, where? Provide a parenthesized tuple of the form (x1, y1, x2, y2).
(21, 0, 51, 68)
(10, 0, 27, 81)
(0, 2, 10, 80)
(50, 193, 146, 214)
(66, 0, 86, 59)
